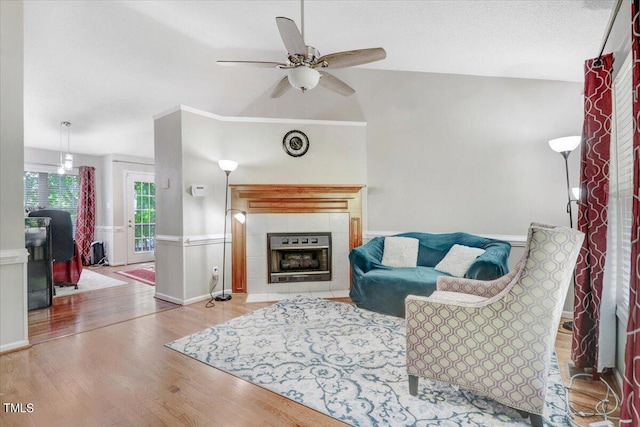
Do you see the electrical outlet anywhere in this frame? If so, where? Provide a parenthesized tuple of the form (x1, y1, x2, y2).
(588, 421, 614, 427)
(212, 266, 219, 276)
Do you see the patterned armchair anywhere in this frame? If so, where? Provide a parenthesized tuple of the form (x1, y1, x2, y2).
(405, 223, 584, 427)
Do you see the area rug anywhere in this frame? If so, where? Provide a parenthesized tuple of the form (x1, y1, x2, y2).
(115, 266, 155, 285)
(54, 269, 127, 297)
(166, 297, 570, 426)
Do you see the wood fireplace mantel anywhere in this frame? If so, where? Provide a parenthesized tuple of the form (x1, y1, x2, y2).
(229, 184, 365, 293)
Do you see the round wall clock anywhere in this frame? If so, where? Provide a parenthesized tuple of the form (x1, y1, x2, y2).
(282, 130, 309, 157)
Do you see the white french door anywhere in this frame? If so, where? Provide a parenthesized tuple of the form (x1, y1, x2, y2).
(125, 172, 156, 264)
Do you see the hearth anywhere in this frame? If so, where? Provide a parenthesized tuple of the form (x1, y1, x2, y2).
(268, 232, 331, 283)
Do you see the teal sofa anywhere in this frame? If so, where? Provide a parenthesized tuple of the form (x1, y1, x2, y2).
(349, 232, 511, 318)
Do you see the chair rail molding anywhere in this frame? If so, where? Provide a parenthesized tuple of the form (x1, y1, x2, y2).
(155, 234, 228, 246)
(0, 248, 29, 266)
(364, 231, 527, 248)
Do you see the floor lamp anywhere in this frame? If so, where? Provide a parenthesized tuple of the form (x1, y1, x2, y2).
(548, 135, 581, 330)
(216, 159, 244, 302)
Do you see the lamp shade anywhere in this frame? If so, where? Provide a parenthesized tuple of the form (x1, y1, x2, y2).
(218, 159, 238, 172)
(572, 187, 580, 200)
(287, 66, 320, 92)
(548, 136, 581, 153)
(234, 211, 246, 224)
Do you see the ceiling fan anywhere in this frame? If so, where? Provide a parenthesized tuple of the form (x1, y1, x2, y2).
(217, 1, 386, 98)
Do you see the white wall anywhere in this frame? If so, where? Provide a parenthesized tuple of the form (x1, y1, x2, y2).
(355, 69, 583, 235)
(153, 107, 367, 304)
(0, 0, 29, 352)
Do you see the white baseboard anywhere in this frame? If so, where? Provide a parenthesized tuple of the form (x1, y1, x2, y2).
(0, 340, 30, 354)
(108, 262, 126, 267)
(562, 310, 573, 319)
(154, 291, 222, 306)
(153, 292, 184, 305)
(183, 293, 219, 305)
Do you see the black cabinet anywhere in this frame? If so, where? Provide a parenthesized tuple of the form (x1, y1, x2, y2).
(25, 217, 53, 310)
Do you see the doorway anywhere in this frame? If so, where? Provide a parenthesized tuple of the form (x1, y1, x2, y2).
(125, 172, 156, 264)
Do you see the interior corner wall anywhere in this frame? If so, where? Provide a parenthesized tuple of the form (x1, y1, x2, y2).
(0, 0, 28, 352)
(154, 108, 367, 303)
(153, 110, 185, 303)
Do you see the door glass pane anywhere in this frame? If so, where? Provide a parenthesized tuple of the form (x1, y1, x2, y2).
(132, 180, 156, 254)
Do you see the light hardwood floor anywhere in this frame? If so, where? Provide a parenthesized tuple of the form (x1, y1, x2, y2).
(1, 270, 621, 426)
(28, 263, 178, 345)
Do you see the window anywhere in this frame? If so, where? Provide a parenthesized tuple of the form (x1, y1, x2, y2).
(24, 170, 80, 232)
(133, 180, 156, 253)
(612, 51, 634, 321)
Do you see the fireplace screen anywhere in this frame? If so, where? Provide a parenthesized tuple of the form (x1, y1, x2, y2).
(267, 232, 331, 283)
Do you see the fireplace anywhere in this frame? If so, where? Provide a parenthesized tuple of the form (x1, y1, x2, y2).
(229, 184, 364, 293)
(268, 232, 332, 283)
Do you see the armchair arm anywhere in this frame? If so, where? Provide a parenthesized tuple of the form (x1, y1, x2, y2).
(407, 291, 487, 307)
(437, 268, 517, 298)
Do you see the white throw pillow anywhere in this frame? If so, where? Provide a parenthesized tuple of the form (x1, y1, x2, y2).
(434, 244, 486, 277)
(381, 237, 419, 268)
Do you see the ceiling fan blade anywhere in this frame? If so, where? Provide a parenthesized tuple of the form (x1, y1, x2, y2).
(217, 60, 285, 68)
(318, 71, 355, 97)
(276, 17, 307, 56)
(317, 47, 386, 69)
(270, 76, 292, 98)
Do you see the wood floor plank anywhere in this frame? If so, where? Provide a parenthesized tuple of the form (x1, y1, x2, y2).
(2, 274, 621, 426)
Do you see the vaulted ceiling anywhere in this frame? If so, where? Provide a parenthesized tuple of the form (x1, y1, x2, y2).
(23, 0, 615, 158)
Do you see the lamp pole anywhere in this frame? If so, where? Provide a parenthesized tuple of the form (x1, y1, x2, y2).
(548, 136, 581, 332)
(216, 168, 233, 302)
(561, 151, 574, 228)
(215, 160, 239, 302)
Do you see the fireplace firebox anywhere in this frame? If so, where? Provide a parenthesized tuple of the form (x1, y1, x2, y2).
(267, 232, 331, 283)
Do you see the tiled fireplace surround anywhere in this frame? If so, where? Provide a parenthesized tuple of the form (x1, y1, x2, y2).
(229, 184, 364, 302)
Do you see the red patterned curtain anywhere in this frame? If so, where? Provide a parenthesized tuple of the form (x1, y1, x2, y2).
(75, 166, 96, 266)
(571, 53, 613, 370)
(621, 2, 640, 424)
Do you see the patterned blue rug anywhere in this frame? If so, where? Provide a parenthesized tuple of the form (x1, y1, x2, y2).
(166, 297, 569, 426)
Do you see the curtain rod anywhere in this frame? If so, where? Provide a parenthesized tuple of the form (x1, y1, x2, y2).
(596, 0, 625, 63)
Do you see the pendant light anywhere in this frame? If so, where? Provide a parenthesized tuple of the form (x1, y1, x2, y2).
(62, 121, 73, 170)
(57, 122, 66, 174)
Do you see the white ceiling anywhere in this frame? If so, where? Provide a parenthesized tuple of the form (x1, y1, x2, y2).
(23, 0, 614, 158)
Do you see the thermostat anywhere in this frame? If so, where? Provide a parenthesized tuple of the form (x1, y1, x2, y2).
(190, 184, 207, 197)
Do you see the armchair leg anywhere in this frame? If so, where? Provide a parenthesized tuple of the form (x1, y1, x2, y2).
(529, 414, 543, 427)
(408, 374, 418, 396)
(518, 411, 542, 427)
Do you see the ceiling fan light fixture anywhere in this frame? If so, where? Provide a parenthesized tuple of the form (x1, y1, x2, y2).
(287, 66, 320, 92)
